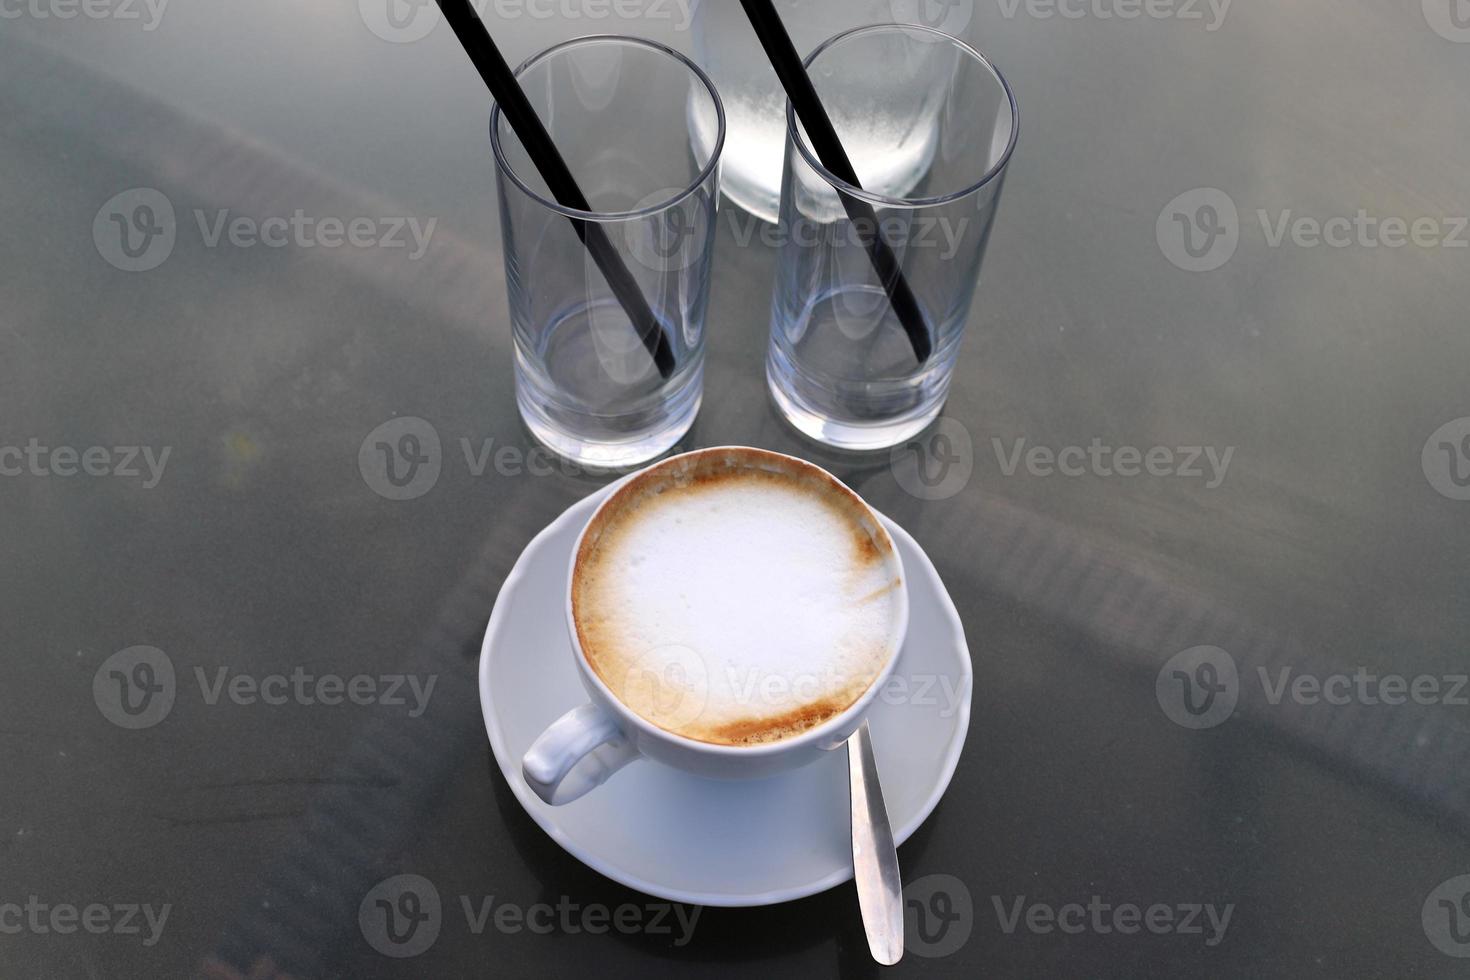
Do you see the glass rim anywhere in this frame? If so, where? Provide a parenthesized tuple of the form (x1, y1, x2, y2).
(786, 23, 1020, 210)
(489, 34, 726, 224)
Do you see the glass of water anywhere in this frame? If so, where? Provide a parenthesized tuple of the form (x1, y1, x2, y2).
(690, 0, 893, 224)
(492, 36, 724, 469)
(767, 25, 1018, 451)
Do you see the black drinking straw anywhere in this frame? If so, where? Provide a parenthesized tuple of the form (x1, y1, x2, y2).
(737, 0, 933, 364)
(433, 0, 676, 379)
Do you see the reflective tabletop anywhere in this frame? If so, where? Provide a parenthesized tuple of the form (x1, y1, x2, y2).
(3, 2, 1469, 977)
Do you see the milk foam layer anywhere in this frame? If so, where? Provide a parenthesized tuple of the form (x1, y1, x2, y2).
(573, 455, 903, 746)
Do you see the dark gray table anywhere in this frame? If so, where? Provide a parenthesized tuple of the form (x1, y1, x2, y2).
(3, 2, 1469, 977)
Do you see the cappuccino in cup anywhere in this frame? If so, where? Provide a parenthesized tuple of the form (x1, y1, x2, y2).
(572, 448, 905, 746)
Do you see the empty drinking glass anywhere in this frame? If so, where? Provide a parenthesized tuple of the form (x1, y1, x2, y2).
(492, 36, 724, 469)
(766, 25, 1018, 451)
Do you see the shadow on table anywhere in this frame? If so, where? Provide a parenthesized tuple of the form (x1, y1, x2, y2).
(483, 744, 948, 976)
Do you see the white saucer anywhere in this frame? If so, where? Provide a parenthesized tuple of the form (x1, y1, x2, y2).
(478, 481, 972, 907)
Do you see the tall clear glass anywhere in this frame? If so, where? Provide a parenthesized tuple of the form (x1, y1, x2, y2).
(767, 25, 1018, 451)
(492, 36, 724, 469)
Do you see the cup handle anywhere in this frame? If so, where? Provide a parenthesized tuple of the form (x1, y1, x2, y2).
(521, 703, 641, 806)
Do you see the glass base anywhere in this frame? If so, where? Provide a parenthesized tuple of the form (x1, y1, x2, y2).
(766, 362, 945, 452)
(516, 387, 700, 472)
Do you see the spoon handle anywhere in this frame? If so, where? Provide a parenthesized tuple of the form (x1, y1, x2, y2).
(849, 720, 904, 965)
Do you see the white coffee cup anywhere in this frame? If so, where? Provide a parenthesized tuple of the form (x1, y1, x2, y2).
(521, 446, 910, 805)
